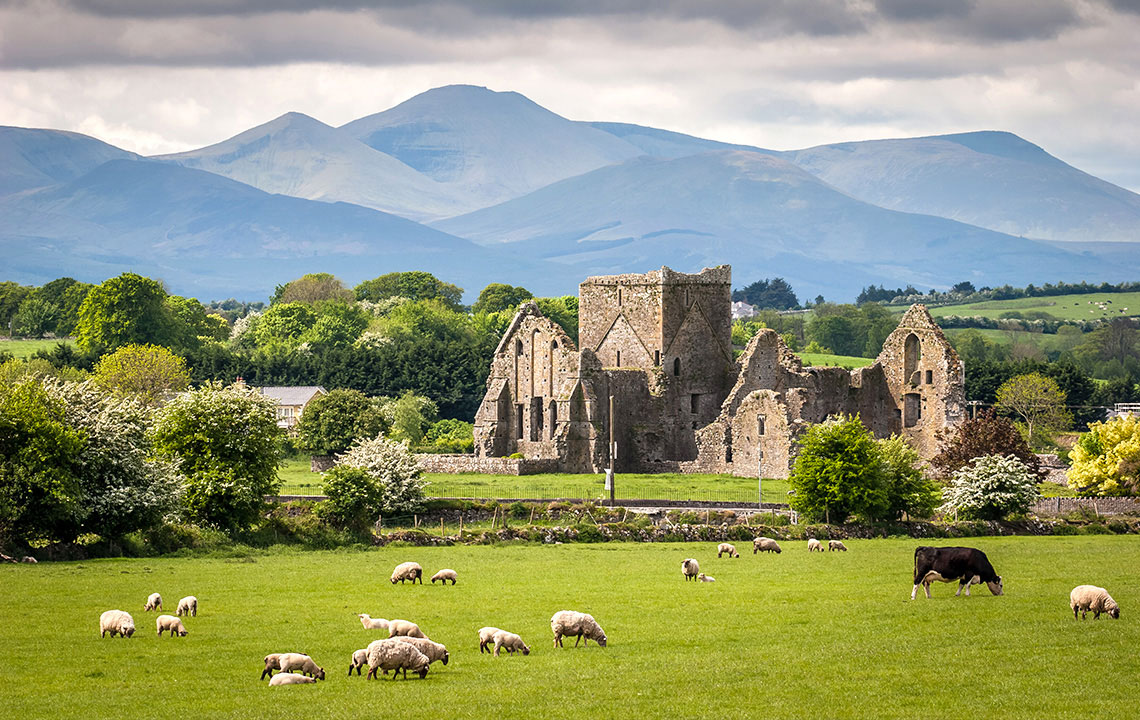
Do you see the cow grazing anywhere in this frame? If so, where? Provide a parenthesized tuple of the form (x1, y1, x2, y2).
(912, 546, 1003, 600)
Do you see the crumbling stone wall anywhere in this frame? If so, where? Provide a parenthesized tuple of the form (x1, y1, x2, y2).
(461, 269, 964, 481)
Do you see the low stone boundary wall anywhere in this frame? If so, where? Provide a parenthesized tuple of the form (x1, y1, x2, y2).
(1033, 496, 1140, 515)
(415, 454, 560, 475)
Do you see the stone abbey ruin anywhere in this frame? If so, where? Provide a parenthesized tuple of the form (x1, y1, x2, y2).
(464, 265, 965, 478)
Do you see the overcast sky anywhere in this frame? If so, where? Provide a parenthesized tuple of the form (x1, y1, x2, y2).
(3, 0, 1140, 192)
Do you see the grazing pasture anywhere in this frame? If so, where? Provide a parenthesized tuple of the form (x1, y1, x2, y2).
(923, 291, 1140, 322)
(2, 537, 1137, 720)
(0, 338, 73, 360)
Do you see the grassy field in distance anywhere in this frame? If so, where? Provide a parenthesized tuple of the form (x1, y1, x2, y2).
(0, 337, 73, 360)
(3, 537, 1137, 720)
(799, 352, 875, 368)
(918, 291, 1140, 321)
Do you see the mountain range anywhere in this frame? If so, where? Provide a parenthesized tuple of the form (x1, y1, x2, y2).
(2, 84, 1138, 301)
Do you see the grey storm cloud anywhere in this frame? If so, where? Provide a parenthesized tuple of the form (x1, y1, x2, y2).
(0, 0, 1130, 69)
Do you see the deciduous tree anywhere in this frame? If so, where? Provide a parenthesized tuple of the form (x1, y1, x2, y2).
(296, 389, 387, 457)
(939, 454, 1040, 520)
(1068, 414, 1140, 496)
(995, 372, 1071, 445)
(92, 343, 191, 406)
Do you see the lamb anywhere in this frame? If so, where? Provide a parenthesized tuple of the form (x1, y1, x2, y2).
(478, 626, 503, 654)
(99, 610, 136, 638)
(366, 639, 431, 680)
(261, 653, 303, 680)
(176, 596, 197, 617)
(753, 537, 782, 554)
(390, 561, 423, 584)
(551, 610, 607, 648)
(358, 613, 389, 631)
(717, 543, 739, 558)
(277, 652, 325, 680)
(21, 556, 37, 564)
(431, 569, 457, 585)
(349, 649, 368, 676)
(144, 593, 163, 611)
(698, 573, 716, 583)
(491, 630, 530, 657)
(268, 673, 315, 686)
(156, 615, 188, 637)
(681, 558, 700, 581)
(391, 636, 450, 665)
(807, 539, 823, 552)
(1070, 585, 1120, 620)
(388, 619, 427, 638)
(828, 540, 848, 552)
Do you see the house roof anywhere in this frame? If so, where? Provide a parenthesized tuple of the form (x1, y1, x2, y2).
(257, 386, 326, 406)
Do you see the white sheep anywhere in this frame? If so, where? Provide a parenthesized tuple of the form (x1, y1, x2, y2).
(717, 543, 739, 558)
(1070, 585, 1121, 620)
(358, 613, 389, 631)
(349, 649, 368, 676)
(753, 537, 781, 554)
(277, 652, 325, 680)
(388, 619, 427, 639)
(681, 558, 700, 581)
(807, 539, 823, 552)
(366, 639, 431, 680)
(269, 673, 316, 686)
(478, 626, 503, 654)
(491, 630, 530, 656)
(176, 596, 198, 617)
(99, 610, 136, 638)
(20, 556, 37, 564)
(698, 573, 716, 583)
(262, 653, 306, 680)
(551, 610, 607, 648)
(431, 569, 457, 585)
(143, 593, 163, 611)
(828, 540, 848, 552)
(390, 561, 423, 585)
(156, 614, 188, 637)
(391, 636, 450, 665)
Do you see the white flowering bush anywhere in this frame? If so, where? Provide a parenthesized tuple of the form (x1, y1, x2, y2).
(42, 379, 182, 539)
(229, 310, 261, 344)
(939, 454, 1041, 520)
(335, 435, 427, 516)
(151, 382, 281, 531)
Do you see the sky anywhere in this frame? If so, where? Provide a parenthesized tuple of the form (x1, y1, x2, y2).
(2, 0, 1140, 192)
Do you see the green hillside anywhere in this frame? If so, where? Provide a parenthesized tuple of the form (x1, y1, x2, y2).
(919, 291, 1140, 321)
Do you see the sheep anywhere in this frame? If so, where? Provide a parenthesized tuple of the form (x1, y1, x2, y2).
(176, 596, 197, 617)
(390, 561, 423, 585)
(20, 556, 37, 564)
(828, 540, 848, 552)
(99, 610, 136, 639)
(478, 626, 504, 654)
(681, 558, 700, 581)
(366, 639, 431, 680)
(261, 653, 306, 680)
(1070, 585, 1121, 620)
(431, 569, 457, 585)
(753, 537, 781, 554)
(551, 610, 607, 648)
(144, 593, 163, 612)
(388, 619, 427, 639)
(698, 573, 716, 583)
(277, 652, 325, 680)
(491, 630, 530, 657)
(358, 613, 389, 631)
(807, 539, 823, 552)
(349, 649, 368, 676)
(268, 673, 315, 686)
(717, 543, 739, 558)
(156, 615, 188, 637)
(391, 636, 450, 665)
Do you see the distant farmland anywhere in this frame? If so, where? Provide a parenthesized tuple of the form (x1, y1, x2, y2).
(921, 291, 1140, 322)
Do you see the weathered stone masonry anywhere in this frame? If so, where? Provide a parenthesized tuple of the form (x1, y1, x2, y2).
(466, 266, 964, 478)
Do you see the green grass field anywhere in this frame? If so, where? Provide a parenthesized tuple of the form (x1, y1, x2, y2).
(3, 537, 1138, 720)
(0, 337, 73, 360)
(277, 459, 790, 503)
(922, 291, 1140, 322)
(799, 352, 875, 368)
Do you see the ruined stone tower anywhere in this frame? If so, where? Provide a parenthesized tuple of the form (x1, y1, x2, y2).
(464, 266, 965, 478)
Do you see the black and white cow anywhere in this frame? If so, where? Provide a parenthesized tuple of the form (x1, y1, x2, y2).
(911, 546, 1003, 600)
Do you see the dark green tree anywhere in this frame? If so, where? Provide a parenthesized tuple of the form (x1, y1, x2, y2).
(296, 389, 387, 457)
(354, 271, 464, 309)
(472, 283, 533, 314)
(732, 277, 799, 310)
(788, 415, 888, 523)
(75, 273, 180, 353)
